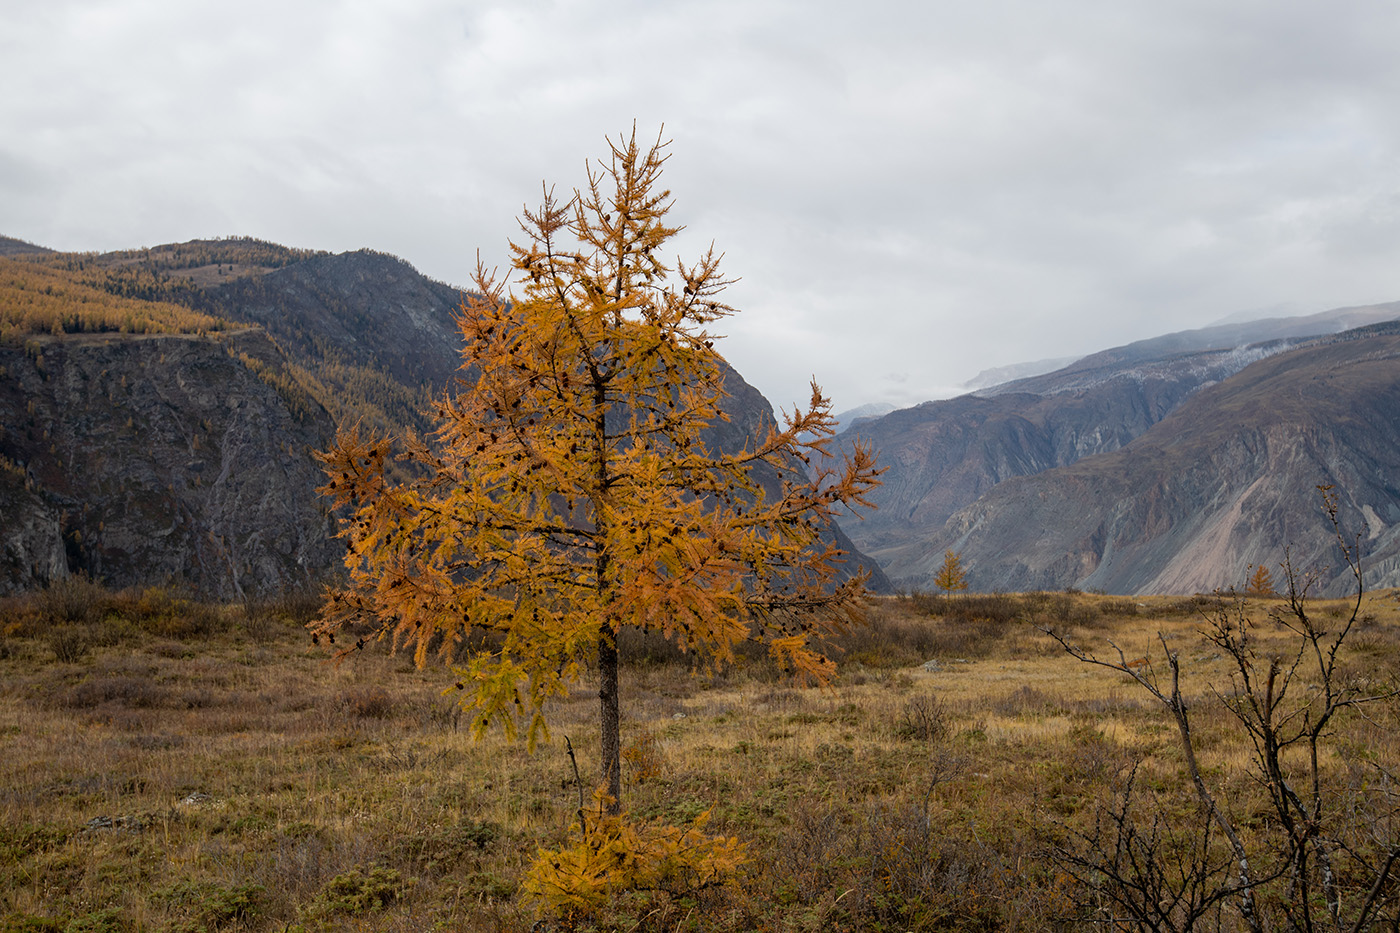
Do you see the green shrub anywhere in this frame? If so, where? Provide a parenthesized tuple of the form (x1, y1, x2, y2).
(305, 867, 407, 916)
(158, 880, 265, 928)
(59, 908, 123, 933)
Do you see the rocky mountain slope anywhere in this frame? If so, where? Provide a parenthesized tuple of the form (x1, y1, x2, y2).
(862, 321, 1400, 596)
(201, 249, 468, 438)
(1, 328, 339, 596)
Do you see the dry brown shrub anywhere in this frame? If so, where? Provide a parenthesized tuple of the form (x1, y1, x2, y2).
(270, 588, 325, 625)
(769, 797, 1007, 930)
(36, 574, 111, 626)
(992, 684, 1062, 717)
(116, 587, 227, 638)
(1096, 597, 1141, 618)
(617, 625, 692, 668)
(65, 674, 167, 710)
(1159, 593, 1228, 617)
(339, 685, 393, 719)
(45, 626, 90, 663)
(923, 592, 1023, 625)
(147, 639, 194, 659)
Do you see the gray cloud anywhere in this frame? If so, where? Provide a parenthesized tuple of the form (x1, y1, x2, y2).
(5, 0, 1399, 411)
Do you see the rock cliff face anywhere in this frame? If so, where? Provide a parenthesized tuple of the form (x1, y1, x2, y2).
(892, 325, 1400, 596)
(0, 466, 67, 589)
(0, 329, 339, 597)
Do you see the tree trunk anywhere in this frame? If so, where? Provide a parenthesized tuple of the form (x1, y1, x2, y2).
(598, 623, 622, 813)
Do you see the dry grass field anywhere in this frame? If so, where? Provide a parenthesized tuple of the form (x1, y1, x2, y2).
(2, 579, 1398, 931)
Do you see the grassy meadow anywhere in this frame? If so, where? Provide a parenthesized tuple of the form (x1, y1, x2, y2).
(2, 579, 1398, 931)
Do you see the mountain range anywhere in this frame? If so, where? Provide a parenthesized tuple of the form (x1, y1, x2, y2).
(835, 302, 1400, 597)
(4, 232, 1400, 599)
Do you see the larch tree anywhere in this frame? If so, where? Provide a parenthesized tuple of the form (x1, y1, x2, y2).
(313, 128, 883, 811)
(934, 549, 968, 594)
(1246, 563, 1277, 597)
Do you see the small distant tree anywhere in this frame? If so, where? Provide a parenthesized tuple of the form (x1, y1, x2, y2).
(934, 549, 968, 594)
(313, 128, 883, 814)
(1245, 562, 1276, 597)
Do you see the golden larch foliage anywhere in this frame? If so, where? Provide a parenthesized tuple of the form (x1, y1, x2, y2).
(1246, 563, 1277, 597)
(522, 792, 747, 918)
(0, 257, 227, 344)
(934, 549, 969, 593)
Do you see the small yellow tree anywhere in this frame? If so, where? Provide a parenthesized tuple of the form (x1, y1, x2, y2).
(1246, 563, 1277, 597)
(313, 128, 882, 813)
(934, 549, 969, 594)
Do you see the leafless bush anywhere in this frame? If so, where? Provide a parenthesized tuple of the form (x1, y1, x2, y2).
(617, 624, 692, 668)
(1098, 597, 1141, 618)
(774, 797, 1004, 930)
(1057, 763, 1244, 932)
(118, 586, 227, 638)
(239, 595, 280, 644)
(1062, 722, 1132, 786)
(843, 602, 1018, 665)
(271, 587, 325, 625)
(46, 625, 91, 663)
(894, 692, 951, 743)
(992, 684, 1060, 717)
(239, 588, 326, 643)
(1159, 593, 1229, 617)
(911, 591, 1022, 625)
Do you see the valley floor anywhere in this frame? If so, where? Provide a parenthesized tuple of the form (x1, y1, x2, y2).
(2, 584, 1399, 931)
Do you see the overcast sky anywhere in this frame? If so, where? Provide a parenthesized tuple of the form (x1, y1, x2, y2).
(5, 1, 1400, 412)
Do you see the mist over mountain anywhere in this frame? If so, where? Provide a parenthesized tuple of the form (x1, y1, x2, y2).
(936, 324, 1400, 597)
(830, 402, 896, 437)
(959, 357, 1078, 391)
(974, 301, 1400, 400)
